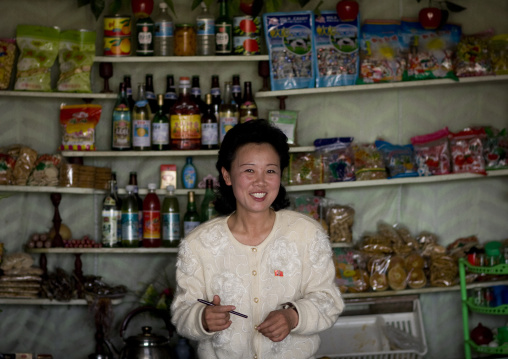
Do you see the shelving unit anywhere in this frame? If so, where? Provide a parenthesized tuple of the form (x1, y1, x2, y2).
(94, 55, 269, 63)
(0, 298, 123, 306)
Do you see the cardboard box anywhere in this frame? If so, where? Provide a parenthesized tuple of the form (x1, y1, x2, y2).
(160, 164, 177, 189)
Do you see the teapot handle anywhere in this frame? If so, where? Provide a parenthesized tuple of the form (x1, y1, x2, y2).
(120, 306, 174, 341)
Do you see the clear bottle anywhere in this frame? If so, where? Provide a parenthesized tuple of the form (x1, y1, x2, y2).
(135, 16, 155, 56)
(232, 74, 241, 105)
(121, 185, 139, 247)
(162, 185, 180, 248)
(143, 183, 161, 247)
(132, 83, 152, 150)
(145, 74, 158, 114)
(102, 179, 120, 247)
(201, 93, 219, 150)
(129, 171, 144, 243)
(215, 0, 233, 55)
(239, 81, 258, 123)
(111, 82, 132, 150)
(163, 74, 177, 117)
(201, 178, 218, 222)
(210, 74, 221, 121)
(152, 94, 170, 150)
(196, 1, 215, 56)
(123, 75, 135, 110)
(219, 82, 239, 144)
(170, 77, 201, 150)
(182, 156, 197, 189)
(154, 1, 174, 56)
(183, 191, 200, 237)
(191, 75, 205, 114)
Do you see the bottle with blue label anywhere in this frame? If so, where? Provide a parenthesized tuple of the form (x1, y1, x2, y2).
(162, 185, 180, 248)
(121, 185, 140, 247)
(154, 1, 174, 56)
(182, 157, 197, 189)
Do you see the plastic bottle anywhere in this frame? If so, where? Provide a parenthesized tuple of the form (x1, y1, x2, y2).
(170, 77, 201, 150)
(152, 93, 170, 150)
(201, 178, 218, 222)
(196, 1, 215, 56)
(143, 183, 161, 247)
(129, 171, 144, 242)
(219, 81, 239, 144)
(239, 81, 258, 123)
(183, 191, 200, 237)
(201, 93, 219, 150)
(111, 82, 132, 150)
(215, 0, 233, 55)
(145, 74, 158, 114)
(121, 185, 139, 247)
(182, 156, 197, 189)
(102, 179, 120, 247)
(163, 74, 177, 116)
(132, 83, 152, 151)
(153, 1, 174, 56)
(162, 185, 180, 248)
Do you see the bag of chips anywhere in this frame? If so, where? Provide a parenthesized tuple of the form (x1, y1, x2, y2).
(411, 127, 451, 176)
(59, 104, 102, 151)
(0, 38, 16, 90)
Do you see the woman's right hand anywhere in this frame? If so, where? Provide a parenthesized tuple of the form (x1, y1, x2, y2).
(201, 295, 236, 332)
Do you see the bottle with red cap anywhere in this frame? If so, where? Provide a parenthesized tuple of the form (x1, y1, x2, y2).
(170, 76, 201, 150)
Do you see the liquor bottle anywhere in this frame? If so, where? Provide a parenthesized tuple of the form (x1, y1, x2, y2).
(143, 183, 161, 247)
(132, 83, 152, 150)
(153, 1, 174, 56)
(121, 185, 139, 247)
(210, 74, 221, 120)
(129, 171, 144, 243)
(162, 185, 180, 248)
(124, 75, 135, 110)
(201, 94, 219, 150)
(111, 172, 122, 242)
(201, 178, 218, 222)
(102, 179, 120, 247)
(196, 1, 215, 56)
(163, 74, 177, 116)
(182, 156, 197, 189)
(191, 75, 205, 114)
(232, 74, 241, 105)
(219, 82, 239, 144)
(239, 81, 258, 123)
(183, 191, 200, 237)
(215, 0, 233, 55)
(111, 82, 132, 150)
(145, 74, 158, 114)
(136, 16, 154, 56)
(152, 94, 170, 150)
(169, 77, 201, 150)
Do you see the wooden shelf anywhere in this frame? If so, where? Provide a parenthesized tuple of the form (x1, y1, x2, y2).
(94, 55, 268, 63)
(0, 298, 123, 305)
(0, 91, 116, 99)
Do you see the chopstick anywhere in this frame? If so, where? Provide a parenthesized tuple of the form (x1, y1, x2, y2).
(197, 299, 248, 318)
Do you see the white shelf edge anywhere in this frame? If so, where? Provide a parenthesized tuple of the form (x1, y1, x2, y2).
(94, 55, 268, 63)
(0, 298, 123, 305)
(27, 247, 179, 254)
(0, 91, 117, 99)
(0, 185, 104, 194)
(255, 75, 508, 98)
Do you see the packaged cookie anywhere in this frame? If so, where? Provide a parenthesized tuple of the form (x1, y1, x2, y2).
(12, 146, 38, 185)
(27, 154, 62, 186)
(326, 203, 355, 243)
(367, 255, 389, 291)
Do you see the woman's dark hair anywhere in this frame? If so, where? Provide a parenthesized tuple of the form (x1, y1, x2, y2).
(214, 119, 290, 215)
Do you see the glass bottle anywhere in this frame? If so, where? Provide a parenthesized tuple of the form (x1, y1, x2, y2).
(132, 83, 152, 150)
(219, 82, 239, 144)
(232, 74, 241, 105)
(196, 1, 215, 56)
(201, 178, 218, 222)
(201, 93, 219, 150)
(183, 191, 200, 237)
(135, 16, 155, 56)
(111, 172, 123, 242)
(111, 82, 132, 150)
(239, 81, 258, 123)
(102, 179, 120, 247)
(191, 75, 205, 114)
(152, 94, 170, 150)
(169, 77, 201, 150)
(154, 1, 174, 56)
(143, 183, 161, 247)
(210, 74, 221, 121)
(215, 0, 233, 55)
(145, 74, 157, 114)
(163, 74, 177, 116)
(182, 156, 197, 189)
(162, 185, 180, 247)
(124, 75, 135, 110)
(129, 171, 144, 242)
(121, 185, 139, 247)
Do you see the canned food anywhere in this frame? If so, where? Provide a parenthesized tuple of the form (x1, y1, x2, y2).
(233, 36, 260, 55)
(104, 36, 131, 56)
(174, 24, 196, 56)
(104, 15, 131, 37)
(233, 16, 261, 36)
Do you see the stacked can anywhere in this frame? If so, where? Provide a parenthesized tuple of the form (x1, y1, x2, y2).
(233, 16, 261, 55)
(104, 15, 132, 56)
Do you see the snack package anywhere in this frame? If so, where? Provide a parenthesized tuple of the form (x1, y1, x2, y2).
(326, 203, 355, 243)
(404, 252, 427, 289)
(366, 254, 390, 291)
(0, 38, 16, 90)
(0, 153, 16, 185)
(411, 127, 451, 176)
(290, 194, 328, 231)
(15, 25, 60, 91)
(375, 140, 418, 178)
(313, 11, 360, 87)
(455, 30, 494, 77)
(57, 29, 96, 93)
(287, 152, 322, 185)
(352, 143, 387, 180)
(263, 11, 316, 91)
(483, 127, 508, 170)
(489, 34, 508, 75)
(333, 248, 369, 293)
(401, 19, 461, 81)
(430, 254, 458, 287)
(268, 110, 298, 145)
(27, 154, 62, 186)
(358, 20, 405, 84)
(315, 137, 355, 182)
(59, 104, 102, 151)
(448, 127, 487, 175)
(12, 146, 38, 185)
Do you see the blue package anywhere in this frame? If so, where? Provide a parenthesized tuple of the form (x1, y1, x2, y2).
(313, 11, 360, 87)
(263, 11, 316, 91)
(375, 140, 418, 178)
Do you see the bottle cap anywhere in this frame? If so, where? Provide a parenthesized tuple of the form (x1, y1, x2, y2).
(148, 183, 157, 190)
(166, 185, 175, 192)
(160, 2, 168, 8)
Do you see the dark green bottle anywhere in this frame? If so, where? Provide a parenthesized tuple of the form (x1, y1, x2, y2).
(183, 191, 200, 237)
(215, 0, 233, 55)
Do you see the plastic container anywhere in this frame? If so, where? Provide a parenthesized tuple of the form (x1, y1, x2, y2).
(182, 156, 197, 189)
(485, 241, 503, 266)
(153, 2, 174, 56)
(196, 2, 215, 56)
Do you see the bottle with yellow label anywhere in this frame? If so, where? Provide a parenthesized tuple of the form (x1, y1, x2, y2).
(132, 83, 152, 151)
(170, 77, 201, 150)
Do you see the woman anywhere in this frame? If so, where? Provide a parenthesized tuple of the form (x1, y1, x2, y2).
(171, 120, 344, 358)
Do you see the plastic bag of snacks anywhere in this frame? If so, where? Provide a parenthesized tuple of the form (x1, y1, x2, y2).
(375, 140, 418, 178)
(449, 127, 487, 175)
(0, 153, 16, 185)
(59, 104, 102, 151)
(268, 110, 298, 145)
(483, 127, 508, 170)
(358, 20, 406, 84)
(57, 30, 96, 93)
(489, 34, 508, 75)
(15, 25, 60, 91)
(313, 11, 360, 87)
(411, 127, 451, 176)
(27, 154, 62, 186)
(333, 248, 369, 293)
(287, 152, 322, 185)
(315, 137, 355, 182)
(455, 30, 494, 77)
(401, 19, 461, 81)
(263, 11, 316, 91)
(352, 143, 387, 180)
(326, 203, 355, 243)
(12, 146, 38, 185)
(0, 38, 16, 90)
(366, 254, 390, 291)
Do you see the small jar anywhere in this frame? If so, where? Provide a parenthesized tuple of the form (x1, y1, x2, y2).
(174, 24, 197, 56)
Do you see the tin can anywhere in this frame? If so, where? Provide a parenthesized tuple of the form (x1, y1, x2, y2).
(233, 16, 261, 37)
(104, 15, 131, 37)
(473, 288, 484, 306)
(233, 36, 260, 55)
(104, 36, 131, 56)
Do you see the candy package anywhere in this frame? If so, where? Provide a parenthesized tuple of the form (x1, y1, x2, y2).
(333, 248, 369, 293)
(59, 104, 102, 151)
(489, 34, 508, 75)
(263, 11, 316, 91)
(287, 152, 322, 185)
(268, 110, 298, 145)
(358, 20, 405, 84)
(483, 127, 508, 170)
(375, 140, 418, 178)
(352, 143, 387, 180)
(401, 19, 461, 81)
(313, 11, 360, 87)
(455, 30, 494, 77)
(411, 127, 451, 176)
(448, 127, 487, 175)
(290, 194, 327, 230)
(0, 38, 16, 90)
(314, 137, 355, 182)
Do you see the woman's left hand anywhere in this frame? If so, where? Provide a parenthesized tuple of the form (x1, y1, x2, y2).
(256, 308, 298, 342)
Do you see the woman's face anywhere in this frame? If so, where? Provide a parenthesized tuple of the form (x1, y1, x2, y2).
(222, 143, 281, 216)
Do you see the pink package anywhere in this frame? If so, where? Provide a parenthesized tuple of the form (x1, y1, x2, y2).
(410, 127, 451, 176)
(449, 128, 487, 175)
